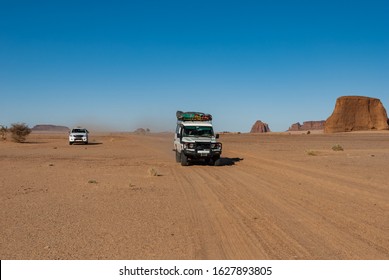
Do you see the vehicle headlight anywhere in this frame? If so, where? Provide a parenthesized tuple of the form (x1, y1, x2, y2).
(184, 143, 195, 149)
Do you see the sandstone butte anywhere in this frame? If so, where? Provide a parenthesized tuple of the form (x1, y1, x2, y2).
(250, 120, 271, 133)
(324, 96, 389, 133)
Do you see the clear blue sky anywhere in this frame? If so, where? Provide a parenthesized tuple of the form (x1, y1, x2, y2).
(1, 0, 388, 132)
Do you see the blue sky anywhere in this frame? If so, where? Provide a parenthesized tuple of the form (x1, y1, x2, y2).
(1, 0, 388, 132)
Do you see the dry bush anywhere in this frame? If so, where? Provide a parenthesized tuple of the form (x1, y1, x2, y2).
(306, 150, 318, 156)
(332, 144, 344, 151)
(0, 125, 7, 141)
(9, 123, 31, 143)
(148, 168, 160, 176)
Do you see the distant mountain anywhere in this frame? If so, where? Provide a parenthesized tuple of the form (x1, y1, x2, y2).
(32, 124, 69, 132)
(134, 128, 150, 134)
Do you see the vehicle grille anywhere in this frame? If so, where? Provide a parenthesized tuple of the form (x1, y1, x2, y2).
(196, 142, 211, 150)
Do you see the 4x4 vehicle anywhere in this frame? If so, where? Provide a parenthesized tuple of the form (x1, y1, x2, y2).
(173, 111, 222, 166)
(69, 128, 89, 145)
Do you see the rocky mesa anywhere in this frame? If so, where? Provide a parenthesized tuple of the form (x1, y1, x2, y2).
(32, 124, 70, 132)
(288, 121, 325, 131)
(324, 96, 389, 133)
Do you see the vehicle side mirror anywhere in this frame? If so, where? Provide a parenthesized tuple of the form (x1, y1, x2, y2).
(216, 133, 219, 139)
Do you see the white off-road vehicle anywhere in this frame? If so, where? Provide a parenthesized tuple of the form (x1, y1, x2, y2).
(173, 111, 222, 166)
(69, 128, 89, 145)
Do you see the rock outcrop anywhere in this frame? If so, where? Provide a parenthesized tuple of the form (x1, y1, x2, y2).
(32, 124, 69, 132)
(288, 121, 325, 131)
(134, 128, 150, 134)
(250, 121, 271, 133)
(324, 96, 389, 133)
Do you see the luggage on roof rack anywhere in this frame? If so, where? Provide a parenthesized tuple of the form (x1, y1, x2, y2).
(176, 111, 212, 121)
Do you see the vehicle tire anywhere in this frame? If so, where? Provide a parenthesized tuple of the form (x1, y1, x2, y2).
(84, 141, 88, 145)
(69, 142, 73, 145)
(213, 156, 221, 166)
(175, 151, 181, 163)
(181, 153, 189, 166)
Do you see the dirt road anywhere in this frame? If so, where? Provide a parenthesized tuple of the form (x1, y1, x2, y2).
(0, 132, 388, 259)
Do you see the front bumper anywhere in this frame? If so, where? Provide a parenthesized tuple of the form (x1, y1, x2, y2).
(69, 136, 88, 142)
(182, 142, 222, 159)
(184, 149, 222, 159)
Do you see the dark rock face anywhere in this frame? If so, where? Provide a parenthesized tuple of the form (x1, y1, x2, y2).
(32, 125, 69, 132)
(324, 96, 389, 133)
(250, 121, 271, 133)
(288, 121, 325, 131)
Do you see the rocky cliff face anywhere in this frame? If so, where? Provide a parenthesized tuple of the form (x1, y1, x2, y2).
(250, 121, 271, 133)
(324, 96, 389, 133)
(288, 121, 325, 131)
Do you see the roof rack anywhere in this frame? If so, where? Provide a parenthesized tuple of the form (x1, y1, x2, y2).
(176, 111, 212, 121)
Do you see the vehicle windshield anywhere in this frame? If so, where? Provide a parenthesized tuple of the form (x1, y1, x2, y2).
(183, 126, 214, 137)
(72, 129, 87, 133)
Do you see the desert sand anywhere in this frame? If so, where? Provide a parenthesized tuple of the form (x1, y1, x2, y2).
(0, 131, 388, 259)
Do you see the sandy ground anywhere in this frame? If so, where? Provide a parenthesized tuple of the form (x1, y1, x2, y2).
(0, 131, 388, 260)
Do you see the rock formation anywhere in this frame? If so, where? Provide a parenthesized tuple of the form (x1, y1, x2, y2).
(288, 121, 325, 131)
(250, 121, 271, 133)
(324, 96, 389, 133)
(32, 124, 69, 132)
(134, 128, 150, 134)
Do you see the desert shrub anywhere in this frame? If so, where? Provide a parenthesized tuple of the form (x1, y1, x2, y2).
(0, 125, 7, 141)
(306, 150, 318, 156)
(9, 123, 31, 143)
(332, 144, 344, 151)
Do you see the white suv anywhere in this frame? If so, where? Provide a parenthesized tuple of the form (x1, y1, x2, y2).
(69, 128, 89, 145)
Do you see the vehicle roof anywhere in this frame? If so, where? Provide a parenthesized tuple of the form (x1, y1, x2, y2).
(180, 121, 213, 127)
